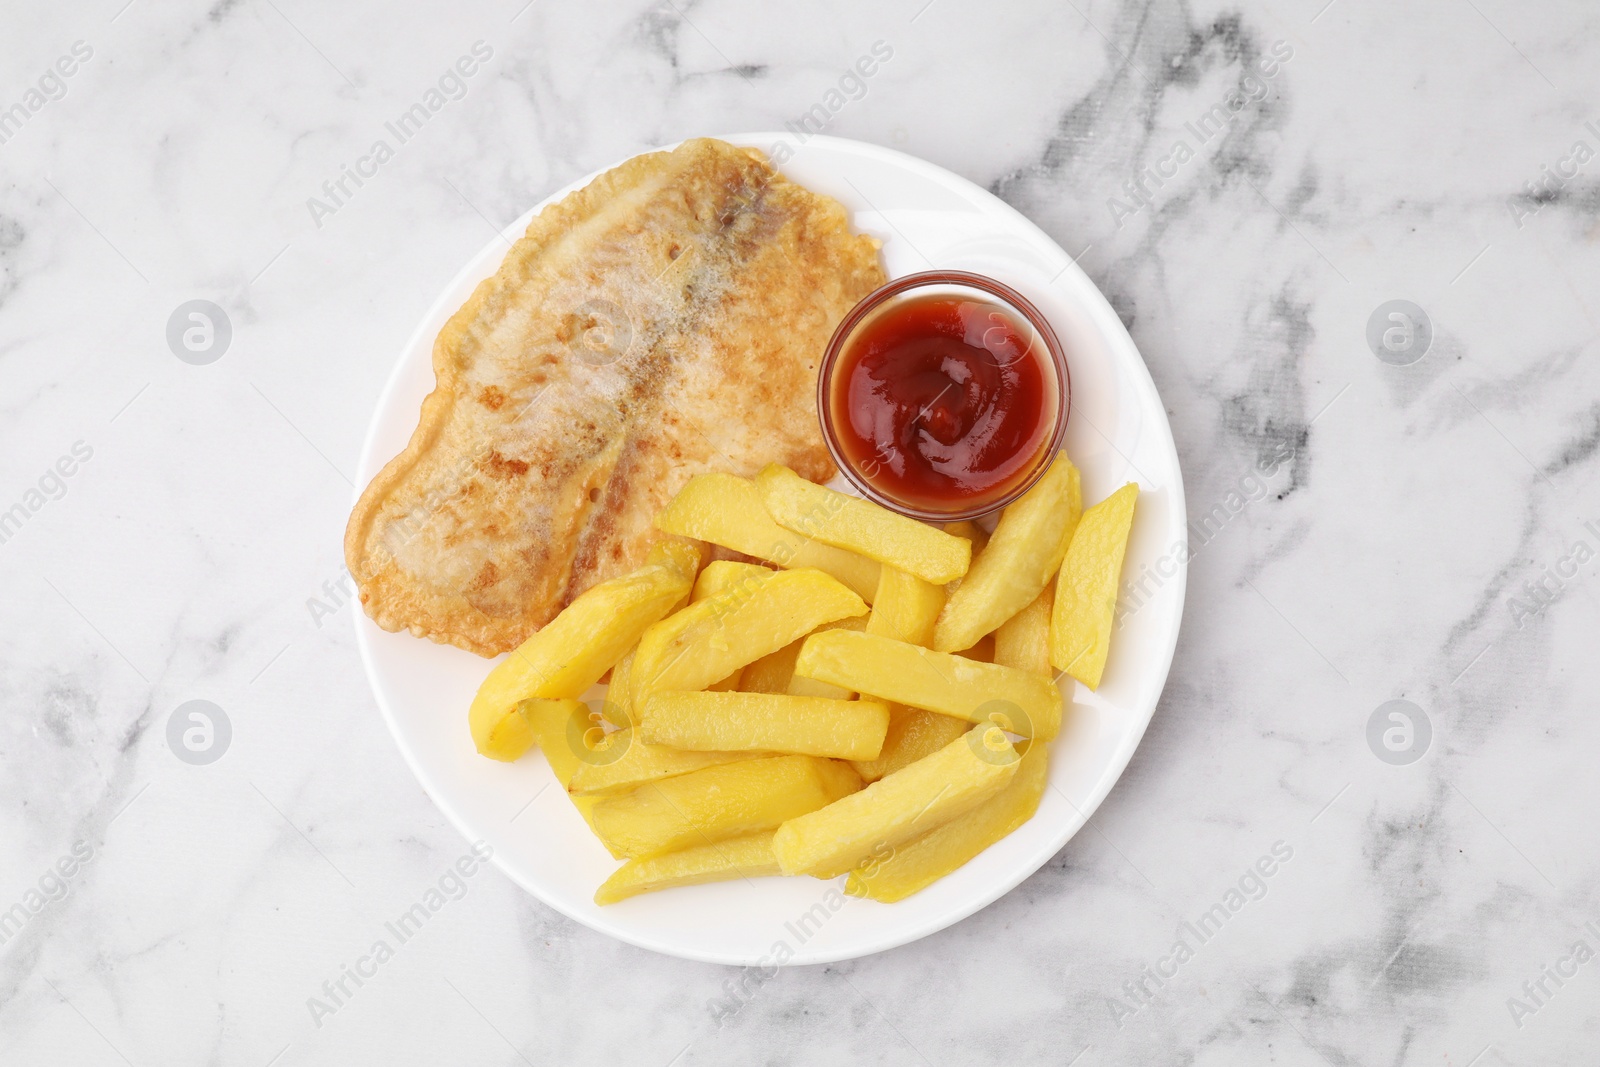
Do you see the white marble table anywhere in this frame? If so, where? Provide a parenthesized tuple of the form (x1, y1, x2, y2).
(3, 0, 1597, 1063)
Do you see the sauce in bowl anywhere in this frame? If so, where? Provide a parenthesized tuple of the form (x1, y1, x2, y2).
(819, 272, 1069, 520)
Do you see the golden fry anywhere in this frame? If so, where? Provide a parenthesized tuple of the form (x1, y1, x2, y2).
(1050, 483, 1138, 689)
(755, 464, 970, 585)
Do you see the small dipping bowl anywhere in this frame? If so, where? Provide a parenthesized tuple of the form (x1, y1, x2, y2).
(817, 270, 1071, 522)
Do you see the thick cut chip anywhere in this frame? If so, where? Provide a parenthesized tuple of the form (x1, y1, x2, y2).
(603, 647, 637, 728)
(692, 559, 775, 603)
(631, 568, 865, 704)
(850, 706, 971, 782)
(595, 831, 781, 905)
(794, 628, 1063, 740)
(656, 473, 879, 601)
(345, 138, 885, 656)
(641, 691, 890, 760)
(566, 729, 759, 796)
(1050, 483, 1139, 689)
(942, 520, 989, 553)
(785, 615, 865, 699)
(941, 521, 988, 596)
(516, 697, 608, 841)
(933, 453, 1081, 652)
(516, 698, 592, 788)
(755, 464, 971, 585)
(771, 726, 1019, 877)
(846, 739, 1048, 901)
(468, 542, 696, 760)
(993, 585, 1053, 677)
(591, 755, 861, 858)
(866, 566, 945, 648)
(738, 613, 864, 699)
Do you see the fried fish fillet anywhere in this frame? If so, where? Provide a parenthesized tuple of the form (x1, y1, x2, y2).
(345, 138, 885, 657)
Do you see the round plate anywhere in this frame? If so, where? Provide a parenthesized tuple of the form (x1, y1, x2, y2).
(353, 134, 1186, 965)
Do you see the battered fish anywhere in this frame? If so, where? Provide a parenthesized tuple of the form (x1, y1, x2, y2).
(345, 138, 885, 656)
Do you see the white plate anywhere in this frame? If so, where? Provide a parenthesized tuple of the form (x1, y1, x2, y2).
(353, 134, 1186, 965)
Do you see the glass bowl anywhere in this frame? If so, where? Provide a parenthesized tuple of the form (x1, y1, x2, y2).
(816, 270, 1071, 522)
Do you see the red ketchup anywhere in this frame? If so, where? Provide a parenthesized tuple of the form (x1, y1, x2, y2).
(827, 293, 1056, 515)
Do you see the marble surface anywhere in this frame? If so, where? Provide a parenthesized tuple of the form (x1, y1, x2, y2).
(2, 0, 1598, 1063)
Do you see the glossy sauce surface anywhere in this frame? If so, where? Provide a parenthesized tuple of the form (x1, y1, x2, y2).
(829, 293, 1055, 514)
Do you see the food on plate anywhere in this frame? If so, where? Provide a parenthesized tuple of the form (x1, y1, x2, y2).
(656, 472, 879, 601)
(737, 614, 863, 699)
(353, 132, 1166, 913)
(849, 707, 970, 782)
(1050, 482, 1139, 689)
(515, 697, 592, 785)
(932, 453, 1081, 653)
(793, 628, 1063, 740)
(345, 137, 885, 656)
(691, 559, 774, 603)
(516, 697, 607, 836)
(640, 691, 891, 760)
(590, 755, 861, 859)
(864, 565, 945, 646)
(565, 731, 759, 796)
(601, 647, 636, 727)
(846, 739, 1048, 902)
(630, 568, 866, 704)
(993, 585, 1053, 677)
(771, 726, 1019, 878)
(818, 276, 1068, 517)
(454, 449, 1147, 903)
(468, 540, 697, 760)
(755, 463, 971, 584)
(594, 832, 780, 906)
(942, 519, 989, 553)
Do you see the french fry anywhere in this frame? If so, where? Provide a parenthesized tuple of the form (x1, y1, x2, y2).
(933, 453, 1081, 653)
(604, 648, 637, 727)
(794, 628, 1063, 740)
(640, 691, 891, 760)
(516, 698, 592, 788)
(693, 560, 774, 602)
(755, 464, 971, 585)
(591, 755, 861, 859)
(468, 543, 696, 760)
(1051, 483, 1139, 689)
(771, 726, 1020, 877)
(739, 614, 863, 699)
(631, 568, 866, 705)
(630, 568, 775, 709)
(993, 586, 1052, 677)
(942, 520, 989, 553)
(865, 566, 945, 647)
(846, 739, 1048, 902)
(566, 729, 760, 796)
(656, 472, 879, 601)
(941, 521, 988, 596)
(850, 706, 970, 782)
(516, 698, 608, 843)
(786, 615, 865, 699)
(595, 831, 781, 905)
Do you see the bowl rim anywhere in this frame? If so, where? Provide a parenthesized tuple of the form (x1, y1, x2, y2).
(815, 269, 1073, 522)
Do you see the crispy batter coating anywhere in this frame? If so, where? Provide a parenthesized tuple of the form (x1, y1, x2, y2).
(345, 138, 885, 656)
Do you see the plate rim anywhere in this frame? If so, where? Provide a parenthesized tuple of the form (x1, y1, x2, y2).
(352, 132, 1187, 965)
